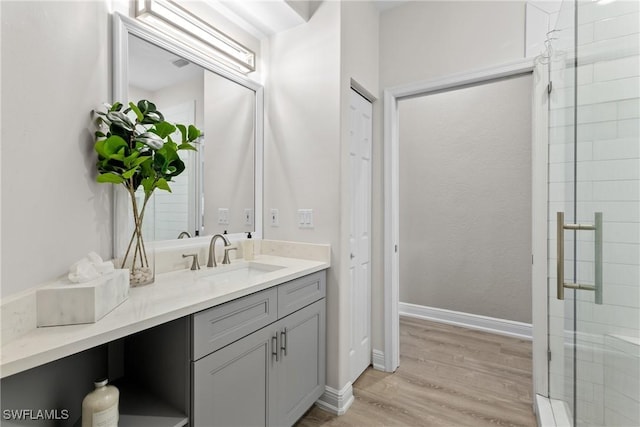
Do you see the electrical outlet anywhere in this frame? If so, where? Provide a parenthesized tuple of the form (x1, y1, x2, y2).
(218, 208, 229, 225)
(244, 208, 253, 226)
(270, 208, 279, 227)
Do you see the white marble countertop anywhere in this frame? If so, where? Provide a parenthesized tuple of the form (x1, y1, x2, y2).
(1, 254, 329, 378)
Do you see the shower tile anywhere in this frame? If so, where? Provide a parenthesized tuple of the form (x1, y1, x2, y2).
(577, 101, 617, 124)
(606, 284, 640, 309)
(549, 124, 574, 145)
(580, 77, 640, 105)
(549, 142, 590, 164)
(577, 22, 595, 46)
(603, 242, 640, 266)
(593, 137, 639, 160)
(576, 384, 595, 405)
(576, 121, 617, 142)
(593, 180, 639, 201)
(576, 260, 595, 283)
(594, 12, 640, 42)
(550, 107, 573, 127)
(604, 388, 640, 424)
(617, 98, 640, 120)
(605, 408, 637, 427)
(594, 55, 640, 82)
(594, 304, 640, 331)
(580, 0, 639, 24)
(577, 359, 605, 385)
(552, 85, 575, 107)
(577, 201, 639, 223)
(549, 162, 575, 182)
(549, 182, 576, 202)
(591, 158, 640, 180)
(618, 118, 640, 138)
(606, 334, 640, 357)
(603, 263, 640, 289)
(577, 64, 594, 86)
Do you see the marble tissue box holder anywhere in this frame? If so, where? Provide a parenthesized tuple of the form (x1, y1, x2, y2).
(36, 269, 129, 327)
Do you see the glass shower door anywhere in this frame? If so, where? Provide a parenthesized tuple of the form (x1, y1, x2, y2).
(549, 0, 640, 426)
(547, 0, 577, 421)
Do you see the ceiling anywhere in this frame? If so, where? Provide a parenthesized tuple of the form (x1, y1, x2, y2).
(128, 0, 410, 92)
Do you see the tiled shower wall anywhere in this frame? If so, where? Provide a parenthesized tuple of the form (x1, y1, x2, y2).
(547, 0, 639, 425)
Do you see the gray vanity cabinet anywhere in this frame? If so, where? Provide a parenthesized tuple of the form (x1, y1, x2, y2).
(272, 299, 326, 427)
(191, 271, 326, 427)
(192, 325, 276, 427)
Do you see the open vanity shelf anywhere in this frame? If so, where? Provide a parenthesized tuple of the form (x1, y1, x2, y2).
(114, 380, 188, 427)
(112, 316, 190, 427)
(72, 380, 188, 427)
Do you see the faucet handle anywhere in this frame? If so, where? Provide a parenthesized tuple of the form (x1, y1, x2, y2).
(222, 246, 238, 265)
(182, 253, 200, 270)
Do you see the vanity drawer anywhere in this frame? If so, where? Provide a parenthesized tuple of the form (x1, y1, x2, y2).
(192, 287, 277, 360)
(277, 271, 326, 318)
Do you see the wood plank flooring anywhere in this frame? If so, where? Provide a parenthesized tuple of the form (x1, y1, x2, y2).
(296, 316, 537, 427)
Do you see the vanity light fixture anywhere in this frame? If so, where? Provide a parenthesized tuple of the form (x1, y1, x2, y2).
(135, 0, 255, 73)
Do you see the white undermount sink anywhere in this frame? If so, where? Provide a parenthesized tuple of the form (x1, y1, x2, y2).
(196, 261, 285, 285)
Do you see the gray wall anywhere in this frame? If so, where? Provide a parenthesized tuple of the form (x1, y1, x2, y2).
(264, 1, 342, 387)
(263, 0, 380, 392)
(1, 0, 112, 298)
(372, 1, 527, 350)
(398, 74, 532, 323)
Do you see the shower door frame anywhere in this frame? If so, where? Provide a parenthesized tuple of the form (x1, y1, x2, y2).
(381, 57, 550, 399)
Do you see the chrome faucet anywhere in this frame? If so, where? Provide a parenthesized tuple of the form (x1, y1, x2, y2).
(177, 231, 192, 239)
(207, 234, 232, 267)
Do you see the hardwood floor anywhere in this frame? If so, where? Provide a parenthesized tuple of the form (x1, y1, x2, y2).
(296, 316, 537, 427)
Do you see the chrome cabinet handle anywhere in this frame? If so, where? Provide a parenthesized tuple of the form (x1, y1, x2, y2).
(557, 212, 603, 304)
(280, 328, 287, 357)
(272, 335, 279, 362)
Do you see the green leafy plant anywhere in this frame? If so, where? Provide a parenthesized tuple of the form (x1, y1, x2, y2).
(94, 100, 201, 284)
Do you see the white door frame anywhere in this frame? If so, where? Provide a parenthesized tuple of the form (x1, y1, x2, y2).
(382, 59, 547, 395)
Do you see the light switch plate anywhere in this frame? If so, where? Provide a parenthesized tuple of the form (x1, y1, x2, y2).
(298, 209, 313, 228)
(270, 208, 279, 227)
(218, 208, 229, 225)
(244, 208, 253, 226)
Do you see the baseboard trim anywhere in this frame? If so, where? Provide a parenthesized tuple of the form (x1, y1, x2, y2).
(315, 382, 354, 416)
(399, 302, 532, 340)
(371, 349, 385, 371)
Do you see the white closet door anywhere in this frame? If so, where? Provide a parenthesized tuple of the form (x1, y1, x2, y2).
(348, 89, 373, 384)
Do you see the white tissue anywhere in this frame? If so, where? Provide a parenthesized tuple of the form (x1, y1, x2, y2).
(68, 253, 115, 283)
(87, 251, 103, 264)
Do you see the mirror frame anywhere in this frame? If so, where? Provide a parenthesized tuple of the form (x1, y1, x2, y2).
(112, 12, 263, 249)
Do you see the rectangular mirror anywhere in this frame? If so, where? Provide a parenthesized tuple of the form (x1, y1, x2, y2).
(113, 13, 263, 244)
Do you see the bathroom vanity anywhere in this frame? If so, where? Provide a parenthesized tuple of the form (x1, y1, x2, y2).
(192, 271, 325, 426)
(0, 244, 329, 427)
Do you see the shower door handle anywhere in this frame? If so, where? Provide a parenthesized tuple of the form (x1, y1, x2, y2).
(557, 212, 603, 304)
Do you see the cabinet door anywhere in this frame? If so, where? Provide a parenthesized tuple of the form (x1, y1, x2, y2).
(273, 299, 326, 427)
(193, 325, 277, 427)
